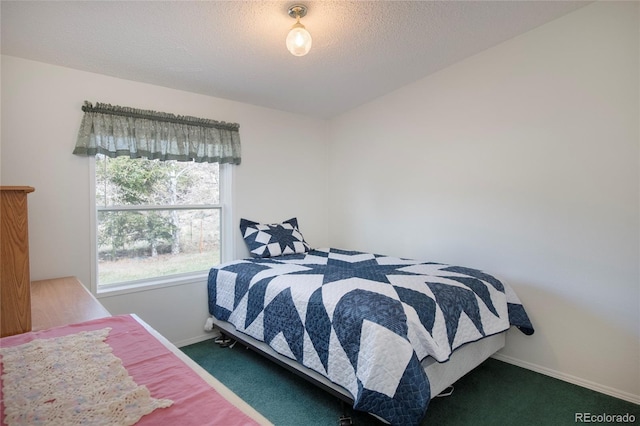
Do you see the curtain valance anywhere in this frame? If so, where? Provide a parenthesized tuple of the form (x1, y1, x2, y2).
(73, 101, 241, 164)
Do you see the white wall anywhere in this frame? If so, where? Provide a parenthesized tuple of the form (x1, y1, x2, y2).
(328, 2, 639, 402)
(1, 0, 638, 405)
(0, 55, 329, 346)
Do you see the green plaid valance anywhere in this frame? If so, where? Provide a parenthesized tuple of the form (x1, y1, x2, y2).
(73, 101, 241, 164)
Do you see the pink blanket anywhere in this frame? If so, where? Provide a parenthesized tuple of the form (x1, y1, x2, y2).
(0, 314, 263, 425)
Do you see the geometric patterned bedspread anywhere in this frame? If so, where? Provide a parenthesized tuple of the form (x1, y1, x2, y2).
(207, 248, 534, 425)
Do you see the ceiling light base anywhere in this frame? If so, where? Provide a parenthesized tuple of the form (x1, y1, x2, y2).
(288, 5, 308, 19)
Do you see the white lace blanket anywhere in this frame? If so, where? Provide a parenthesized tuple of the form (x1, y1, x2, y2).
(0, 327, 173, 425)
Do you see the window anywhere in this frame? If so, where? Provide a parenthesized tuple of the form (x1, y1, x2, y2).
(73, 101, 241, 292)
(94, 154, 228, 290)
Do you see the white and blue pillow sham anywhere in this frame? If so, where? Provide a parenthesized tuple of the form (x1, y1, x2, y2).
(240, 217, 310, 258)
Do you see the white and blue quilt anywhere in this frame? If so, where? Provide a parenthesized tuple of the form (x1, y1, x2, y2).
(207, 248, 534, 425)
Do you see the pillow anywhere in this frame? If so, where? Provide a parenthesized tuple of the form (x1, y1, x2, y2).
(240, 217, 311, 258)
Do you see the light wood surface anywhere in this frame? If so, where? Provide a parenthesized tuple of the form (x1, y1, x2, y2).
(1, 186, 35, 337)
(31, 276, 111, 331)
(0, 186, 36, 193)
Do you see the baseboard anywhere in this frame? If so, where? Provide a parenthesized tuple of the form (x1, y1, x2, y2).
(175, 333, 216, 348)
(491, 353, 640, 406)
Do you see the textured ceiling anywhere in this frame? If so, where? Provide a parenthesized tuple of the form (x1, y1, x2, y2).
(1, 1, 589, 119)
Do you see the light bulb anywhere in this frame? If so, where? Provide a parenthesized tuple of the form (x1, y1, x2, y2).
(286, 22, 312, 56)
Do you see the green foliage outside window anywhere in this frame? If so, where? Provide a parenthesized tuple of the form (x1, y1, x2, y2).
(96, 155, 220, 285)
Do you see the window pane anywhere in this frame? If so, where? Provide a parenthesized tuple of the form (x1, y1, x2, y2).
(96, 155, 219, 207)
(97, 209, 220, 285)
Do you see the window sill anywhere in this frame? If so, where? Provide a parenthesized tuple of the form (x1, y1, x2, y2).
(96, 271, 209, 298)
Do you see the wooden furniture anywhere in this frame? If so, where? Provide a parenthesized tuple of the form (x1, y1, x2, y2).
(31, 276, 111, 331)
(1, 186, 35, 337)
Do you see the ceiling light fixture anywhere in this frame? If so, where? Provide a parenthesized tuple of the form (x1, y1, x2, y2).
(286, 4, 312, 57)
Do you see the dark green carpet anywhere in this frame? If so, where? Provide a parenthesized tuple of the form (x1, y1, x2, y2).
(181, 339, 639, 425)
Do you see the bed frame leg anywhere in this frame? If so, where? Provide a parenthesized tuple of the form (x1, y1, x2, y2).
(338, 400, 353, 426)
(213, 333, 235, 348)
(435, 385, 455, 398)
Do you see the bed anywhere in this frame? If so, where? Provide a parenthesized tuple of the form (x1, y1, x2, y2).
(207, 229, 534, 426)
(0, 314, 272, 426)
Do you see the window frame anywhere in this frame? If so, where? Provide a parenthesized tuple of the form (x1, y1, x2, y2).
(88, 156, 234, 296)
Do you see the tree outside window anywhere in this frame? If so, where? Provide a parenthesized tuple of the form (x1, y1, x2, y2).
(95, 154, 221, 287)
